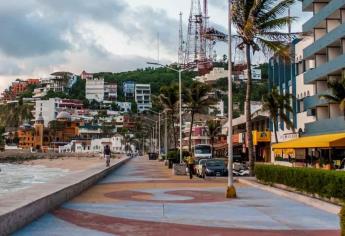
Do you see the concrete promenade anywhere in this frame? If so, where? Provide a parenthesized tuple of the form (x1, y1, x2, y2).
(15, 157, 340, 235)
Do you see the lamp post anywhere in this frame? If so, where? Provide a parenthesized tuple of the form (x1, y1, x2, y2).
(147, 62, 194, 163)
(226, 0, 236, 199)
(148, 110, 164, 158)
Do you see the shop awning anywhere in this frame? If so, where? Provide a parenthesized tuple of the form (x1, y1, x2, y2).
(272, 133, 345, 149)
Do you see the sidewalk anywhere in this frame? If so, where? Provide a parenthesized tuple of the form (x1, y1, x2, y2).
(15, 157, 340, 236)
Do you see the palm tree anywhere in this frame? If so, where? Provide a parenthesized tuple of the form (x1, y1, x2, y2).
(183, 82, 215, 152)
(262, 88, 294, 144)
(159, 84, 179, 149)
(232, 0, 296, 175)
(206, 119, 222, 158)
(320, 79, 345, 117)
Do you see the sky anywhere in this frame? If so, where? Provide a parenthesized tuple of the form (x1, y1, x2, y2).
(0, 0, 311, 92)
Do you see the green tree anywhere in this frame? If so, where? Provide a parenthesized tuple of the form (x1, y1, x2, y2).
(183, 82, 215, 152)
(131, 102, 138, 114)
(69, 78, 86, 100)
(159, 84, 179, 149)
(262, 88, 294, 144)
(232, 0, 296, 175)
(320, 79, 345, 117)
(206, 119, 222, 158)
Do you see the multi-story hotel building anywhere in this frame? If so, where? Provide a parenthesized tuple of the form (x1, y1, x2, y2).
(300, 0, 345, 135)
(135, 84, 152, 113)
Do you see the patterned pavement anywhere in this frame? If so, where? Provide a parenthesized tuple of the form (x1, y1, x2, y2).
(15, 157, 340, 236)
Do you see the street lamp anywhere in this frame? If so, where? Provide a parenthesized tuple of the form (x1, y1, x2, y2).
(147, 62, 194, 163)
(141, 116, 158, 152)
(226, 0, 236, 199)
(148, 110, 163, 158)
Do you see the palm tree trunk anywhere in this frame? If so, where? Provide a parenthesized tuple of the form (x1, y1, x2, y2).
(245, 44, 255, 176)
(188, 110, 195, 152)
(170, 112, 177, 149)
(211, 138, 214, 158)
(274, 119, 279, 144)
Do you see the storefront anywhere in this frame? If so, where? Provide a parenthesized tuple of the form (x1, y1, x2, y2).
(272, 133, 345, 169)
(252, 131, 271, 162)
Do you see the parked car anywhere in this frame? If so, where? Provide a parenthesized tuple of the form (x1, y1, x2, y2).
(195, 158, 208, 177)
(196, 159, 228, 177)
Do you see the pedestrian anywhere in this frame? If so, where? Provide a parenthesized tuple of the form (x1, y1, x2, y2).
(104, 145, 111, 167)
(185, 153, 195, 179)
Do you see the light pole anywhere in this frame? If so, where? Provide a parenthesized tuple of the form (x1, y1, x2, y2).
(226, 0, 236, 199)
(147, 62, 194, 163)
(148, 110, 164, 158)
(141, 116, 160, 153)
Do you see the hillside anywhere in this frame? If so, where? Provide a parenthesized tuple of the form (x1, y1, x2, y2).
(94, 67, 197, 100)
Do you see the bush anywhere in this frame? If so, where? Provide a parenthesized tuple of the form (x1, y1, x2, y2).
(255, 164, 345, 200)
(167, 150, 189, 164)
(340, 204, 345, 236)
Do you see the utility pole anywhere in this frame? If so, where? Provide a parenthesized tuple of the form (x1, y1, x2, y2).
(226, 0, 236, 199)
(165, 112, 168, 156)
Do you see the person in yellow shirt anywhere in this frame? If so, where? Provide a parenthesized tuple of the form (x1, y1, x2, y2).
(185, 153, 195, 179)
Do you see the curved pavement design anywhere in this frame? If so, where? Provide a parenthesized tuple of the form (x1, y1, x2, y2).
(15, 157, 340, 236)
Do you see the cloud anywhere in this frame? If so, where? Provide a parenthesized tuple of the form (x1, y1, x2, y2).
(209, 0, 227, 10)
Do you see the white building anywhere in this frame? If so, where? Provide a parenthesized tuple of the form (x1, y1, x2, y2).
(86, 78, 104, 102)
(104, 83, 117, 101)
(209, 100, 225, 117)
(295, 36, 316, 134)
(135, 84, 152, 113)
(194, 67, 227, 84)
(116, 102, 132, 113)
(90, 135, 125, 154)
(243, 68, 262, 81)
(35, 99, 59, 127)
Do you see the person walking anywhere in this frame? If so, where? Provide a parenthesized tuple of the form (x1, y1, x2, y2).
(104, 145, 111, 167)
(185, 153, 195, 179)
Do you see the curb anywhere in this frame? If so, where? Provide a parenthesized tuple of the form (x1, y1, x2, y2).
(238, 178, 341, 215)
(0, 157, 131, 236)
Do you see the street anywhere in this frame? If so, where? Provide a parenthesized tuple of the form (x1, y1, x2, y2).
(15, 157, 340, 236)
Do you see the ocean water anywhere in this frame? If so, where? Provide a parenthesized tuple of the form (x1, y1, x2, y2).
(0, 164, 68, 197)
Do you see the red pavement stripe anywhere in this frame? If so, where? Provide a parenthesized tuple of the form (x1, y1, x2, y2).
(53, 208, 340, 236)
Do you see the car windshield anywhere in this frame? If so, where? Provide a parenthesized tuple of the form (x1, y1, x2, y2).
(195, 146, 211, 154)
(199, 159, 207, 165)
(207, 160, 225, 167)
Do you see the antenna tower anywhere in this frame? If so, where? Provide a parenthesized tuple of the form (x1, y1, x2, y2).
(178, 12, 184, 65)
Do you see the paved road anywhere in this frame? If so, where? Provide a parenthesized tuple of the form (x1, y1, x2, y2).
(15, 157, 340, 236)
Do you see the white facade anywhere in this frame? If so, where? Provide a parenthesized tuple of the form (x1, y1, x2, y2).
(194, 67, 228, 84)
(35, 98, 59, 126)
(86, 78, 104, 102)
(209, 100, 224, 117)
(90, 135, 125, 154)
(295, 36, 317, 133)
(243, 68, 262, 81)
(135, 84, 152, 113)
(104, 83, 117, 101)
(116, 102, 132, 113)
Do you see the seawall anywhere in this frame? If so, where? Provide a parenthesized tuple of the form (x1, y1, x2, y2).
(0, 157, 131, 235)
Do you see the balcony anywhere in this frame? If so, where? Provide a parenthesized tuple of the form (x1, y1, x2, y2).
(302, 0, 314, 11)
(304, 23, 345, 59)
(303, 0, 343, 32)
(305, 116, 345, 135)
(303, 90, 332, 110)
(304, 53, 345, 84)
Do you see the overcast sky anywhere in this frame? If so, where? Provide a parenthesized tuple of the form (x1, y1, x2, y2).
(0, 0, 311, 91)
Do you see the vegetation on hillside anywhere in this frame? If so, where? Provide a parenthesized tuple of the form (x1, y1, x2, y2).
(0, 100, 34, 128)
(94, 67, 196, 101)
